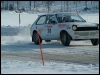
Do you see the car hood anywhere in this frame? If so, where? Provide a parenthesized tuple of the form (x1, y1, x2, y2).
(73, 22, 98, 27)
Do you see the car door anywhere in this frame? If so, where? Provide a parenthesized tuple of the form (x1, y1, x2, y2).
(44, 14, 58, 40)
(35, 15, 47, 40)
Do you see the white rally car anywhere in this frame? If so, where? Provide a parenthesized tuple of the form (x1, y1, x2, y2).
(30, 12, 99, 46)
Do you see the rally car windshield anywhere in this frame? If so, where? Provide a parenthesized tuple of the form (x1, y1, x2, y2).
(57, 14, 85, 23)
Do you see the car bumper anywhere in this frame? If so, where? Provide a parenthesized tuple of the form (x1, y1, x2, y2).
(72, 30, 99, 39)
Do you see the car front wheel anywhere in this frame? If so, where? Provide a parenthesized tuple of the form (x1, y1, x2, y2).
(91, 39, 99, 46)
(60, 31, 71, 46)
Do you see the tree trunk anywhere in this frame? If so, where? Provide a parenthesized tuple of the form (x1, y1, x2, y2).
(17, 1, 18, 10)
(76, 1, 77, 7)
(64, 1, 65, 11)
(13, 1, 14, 9)
(61, 1, 62, 12)
(66, 1, 68, 12)
(48, 2, 49, 13)
(30, 1, 31, 10)
(74, 1, 75, 5)
(85, 1, 87, 8)
(7, 1, 8, 10)
(34, 1, 35, 8)
(1, 1, 4, 9)
(91, 1, 92, 4)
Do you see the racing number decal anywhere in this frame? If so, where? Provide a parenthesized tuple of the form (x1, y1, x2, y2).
(46, 24, 53, 36)
(47, 28, 51, 33)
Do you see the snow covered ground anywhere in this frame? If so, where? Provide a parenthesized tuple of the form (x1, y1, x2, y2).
(1, 11, 99, 74)
(1, 60, 99, 74)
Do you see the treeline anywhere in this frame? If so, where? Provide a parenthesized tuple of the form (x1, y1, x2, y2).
(1, 1, 99, 13)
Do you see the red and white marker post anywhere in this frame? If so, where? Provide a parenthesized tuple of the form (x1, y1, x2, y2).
(36, 26, 44, 66)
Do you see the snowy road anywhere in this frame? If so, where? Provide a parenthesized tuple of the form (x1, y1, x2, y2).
(1, 40, 99, 64)
(1, 26, 99, 65)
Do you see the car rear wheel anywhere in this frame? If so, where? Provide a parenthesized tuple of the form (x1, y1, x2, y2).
(33, 32, 42, 45)
(91, 39, 99, 46)
(60, 31, 71, 46)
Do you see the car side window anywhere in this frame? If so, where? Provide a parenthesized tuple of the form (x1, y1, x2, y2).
(36, 15, 46, 25)
(45, 15, 57, 24)
(63, 16, 71, 22)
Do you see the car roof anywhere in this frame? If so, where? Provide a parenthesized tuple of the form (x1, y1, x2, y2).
(38, 12, 77, 16)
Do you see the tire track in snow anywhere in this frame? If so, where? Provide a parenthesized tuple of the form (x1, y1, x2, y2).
(1, 46, 99, 65)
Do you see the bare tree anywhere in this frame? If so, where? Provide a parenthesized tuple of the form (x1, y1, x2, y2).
(85, 1, 87, 8)
(7, 1, 8, 10)
(30, 1, 31, 10)
(1, 1, 4, 9)
(4, 1, 8, 10)
(76, 1, 77, 12)
(64, 1, 65, 11)
(76, 1, 77, 7)
(84, 1, 88, 12)
(42, 1, 43, 4)
(98, 1, 99, 9)
(61, 1, 62, 12)
(66, 1, 68, 12)
(13, 1, 14, 9)
(34, 1, 36, 8)
(33, 1, 39, 13)
(17, 1, 18, 10)
(74, 1, 75, 5)
(91, 1, 92, 4)
(44, 1, 54, 13)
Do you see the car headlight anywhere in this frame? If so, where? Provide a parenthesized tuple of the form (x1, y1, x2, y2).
(97, 24, 99, 29)
(72, 25, 77, 30)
